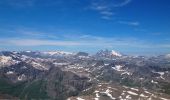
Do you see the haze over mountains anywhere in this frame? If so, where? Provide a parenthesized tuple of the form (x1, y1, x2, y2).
(0, 0, 170, 100)
(0, 50, 170, 100)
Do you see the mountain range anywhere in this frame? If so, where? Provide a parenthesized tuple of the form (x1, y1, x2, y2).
(0, 50, 170, 100)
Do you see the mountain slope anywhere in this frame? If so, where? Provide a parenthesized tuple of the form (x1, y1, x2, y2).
(0, 51, 170, 100)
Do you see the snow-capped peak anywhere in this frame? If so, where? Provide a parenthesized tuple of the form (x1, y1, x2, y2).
(111, 50, 122, 57)
(43, 51, 73, 56)
(0, 56, 12, 63)
(0, 55, 19, 67)
(96, 49, 122, 58)
(165, 54, 170, 58)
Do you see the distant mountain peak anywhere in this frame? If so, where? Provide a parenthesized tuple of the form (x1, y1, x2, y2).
(43, 51, 73, 56)
(165, 54, 170, 58)
(111, 50, 122, 57)
(96, 49, 122, 58)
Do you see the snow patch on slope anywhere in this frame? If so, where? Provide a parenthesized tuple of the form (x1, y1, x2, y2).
(101, 89, 116, 100)
(112, 65, 124, 71)
(0, 56, 19, 67)
(77, 97, 85, 100)
(0, 56, 12, 63)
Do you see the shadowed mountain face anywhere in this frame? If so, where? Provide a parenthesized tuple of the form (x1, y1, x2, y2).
(0, 50, 170, 100)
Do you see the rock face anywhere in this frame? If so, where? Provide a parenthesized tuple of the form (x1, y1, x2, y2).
(0, 64, 92, 100)
(46, 67, 91, 100)
(0, 50, 170, 100)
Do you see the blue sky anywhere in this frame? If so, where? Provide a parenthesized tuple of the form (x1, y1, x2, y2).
(0, 0, 170, 55)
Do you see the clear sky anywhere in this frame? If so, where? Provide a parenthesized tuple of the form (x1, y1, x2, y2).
(0, 0, 170, 55)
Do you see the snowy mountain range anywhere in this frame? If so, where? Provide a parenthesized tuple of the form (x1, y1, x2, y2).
(0, 50, 170, 100)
